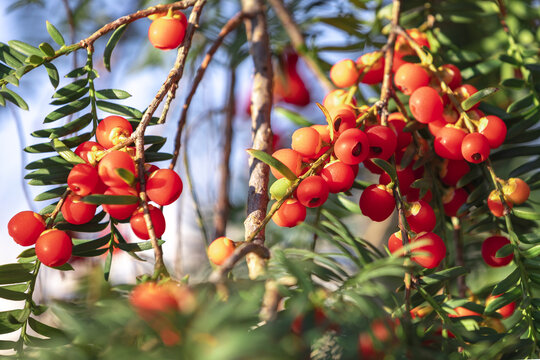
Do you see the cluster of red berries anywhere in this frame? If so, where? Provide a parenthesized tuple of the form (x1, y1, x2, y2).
(8, 115, 183, 268)
(148, 10, 187, 50)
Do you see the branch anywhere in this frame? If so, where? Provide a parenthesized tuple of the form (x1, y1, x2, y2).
(131, 0, 208, 279)
(214, 68, 236, 238)
(169, 11, 247, 169)
(267, 0, 334, 92)
(208, 242, 270, 283)
(241, 0, 274, 280)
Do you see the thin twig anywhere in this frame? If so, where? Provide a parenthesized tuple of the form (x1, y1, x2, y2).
(208, 242, 270, 283)
(168, 11, 247, 168)
(214, 68, 236, 238)
(241, 0, 274, 280)
(267, 0, 334, 92)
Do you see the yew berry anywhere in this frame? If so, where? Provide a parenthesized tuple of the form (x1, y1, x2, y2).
(434, 125, 467, 160)
(148, 12, 187, 50)
(330, 59, 359, 88)
(130, 282, 178, 318)
(207, 236, 236, 266)
(296, 175, 329, 208)
(274, 51, 311, 107)
(102, 186, 139, 220)
(358, 319, 398, 360)
(96, 115, 133, 149)
(388, 112, 412, 150)
(130, 205, 166, 240)
(409, 86, 444, 124)
(394, 63, 430, 95)
(503, 178, 530, 205)
(359, 184, 395, 222)
(487, 190, 513, 217)
(388, 231, 407, 256)
(365, 125, 398, 161)
(291, 127, 322, 158)
(328, 105, 357, 135)
(440, 159, 470, 187)
(461, 132, 490, 164)
(356, 51, 385, 84)
(272, 199, 306, 227)
(61, 194, 97, 225)
(74, 141, 105, 165)
(428, 117, 448, 137)
(67, 163, 99, 196)
(478, 115, 507, 149)
(448, 306, 481, 318)
(440, 64, 462, 90)
(405, 200, 436, 233)
(481, 235, 513, 267)
(320, 161, 355, 193)
(454, 84, 478, 108)
(334, 128, 370, 165)
(322, 89, 356, 111)
(146, 169, 183, 206)
(270, 149, 302, 180)
(310, 124, 331, 144)
(486, 294, 516, 319)
(411, 232, 446, 269)
(379, 164, 415, 196)
(35, 229, 72, 268)
(97, 150, 137, 187)
(442, 187, 468, 217)
(8, 211, 46, 246)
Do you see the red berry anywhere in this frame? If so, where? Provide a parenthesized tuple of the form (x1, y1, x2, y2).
(454, 84, 478, 108)
(440, 64, 462, 90)
(148, 13, 187, 50)
(334, 128, 370, 165)
(394, 63, 430, 95)
(208, 237, 236, 266)
(379, 164, 415, 196)
(365, 125, 397, 161)
(67, 163, 99, 196)
(322, 89, 356, 111)
(330, 59, 359, 88)
(130, 205, 166, 240)
(481, 235, 513, 267)
(486, 294, 516, 319)
(311, 124, 331, 144)
(296, 175, 329, 208)
(328, 105, 357, 136)
(96, 115, 133, 149)
(61, 194, 97, 225)
(272, 199, 306, 227)
(291, 127, 322, 158)
(440, 159, 470, 187)
(434, 125, 467, 160)
(8, 211, 46, 246)
(35, 229, 72, 267)
(102, 186, 139, 220)
(320, 161, 355, 193)
(97, 150, 137, 187)
(270, 149, 302, 179)
(442, 187, 468, 217)
(146, 169, 183, 206)
(461, 132, 490, 164)
(405, 200, 436, 233)
(359, 184, 395, 222)
(487, 190, 513, 217)
(478, 115, 507, 149)
(74, 141, 105, 165)
(356, 51, 385, 84)
(411, 232, 446, 269)
(388, 112, 412, 150)
(409, 86, 444, 124)
(427, 117, 448, 137)
(388, 231, 407, 255)
(503, 178, 530, 205)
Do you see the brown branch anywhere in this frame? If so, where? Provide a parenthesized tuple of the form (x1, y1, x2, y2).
(169, 11, 247, 169)
(208, 242, 270, 283)
(214, 68, 236, 238)
(378, 0, 400, 127)
(241, 0, 274, 280)
(131, 0, 207, 280)
(267, 0, 335, 92)
(80, 1, 198, 51)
